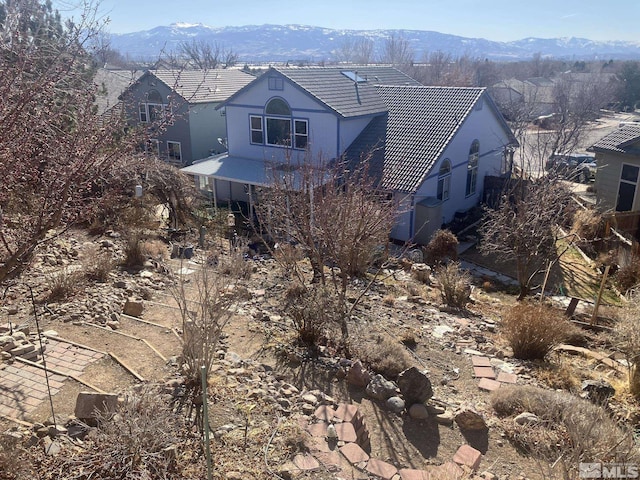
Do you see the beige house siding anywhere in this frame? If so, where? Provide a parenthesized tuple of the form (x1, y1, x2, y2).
(595, 152, 640, 212)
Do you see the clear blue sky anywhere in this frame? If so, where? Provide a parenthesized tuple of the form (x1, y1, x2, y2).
(56, 0, 639, 42)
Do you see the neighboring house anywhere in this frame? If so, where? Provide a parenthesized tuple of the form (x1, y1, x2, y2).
(121, 69, 255, 166)
(182, 66, 516, 244)
(94, 68, 144, 116)
(589, 123, 640, 212)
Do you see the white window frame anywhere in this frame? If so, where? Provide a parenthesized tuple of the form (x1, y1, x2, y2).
(437, 159, 451, 201)
(250, 115, 264, 145)
(616, 163, 640, 212)
(265, 116, 292, 147)
(139, 102, 165, 123)
(167, 141, 182, 163)
(466, 140, 480, 197)
(293, 119, 308, 150)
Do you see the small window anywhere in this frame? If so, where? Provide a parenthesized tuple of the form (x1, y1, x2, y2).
(250, 115, 264, 144)
(139, 103, 148, 123)
(466, 140, 480, 197)
(167, 141, 182, 163)
(437, 159, 451, 201)
(294, 119, 308, 149)
(268, 76, 284, 91)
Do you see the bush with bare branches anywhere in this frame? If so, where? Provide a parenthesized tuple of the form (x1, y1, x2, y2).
(613, 291, 640, 398)
(423, 229, 458, 266)
(434, 262, 471, 310)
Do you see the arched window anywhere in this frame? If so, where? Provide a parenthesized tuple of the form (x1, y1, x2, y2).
(466, 140, 479, 196)
(250, 98, 308, 149)
(437, 159, 451, 201)
(265, 98, 291, 115)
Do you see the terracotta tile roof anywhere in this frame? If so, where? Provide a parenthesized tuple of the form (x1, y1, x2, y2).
(150, 69, 256, 103)
(590, 123, 640, 154)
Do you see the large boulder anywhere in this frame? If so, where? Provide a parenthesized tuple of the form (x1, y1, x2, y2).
(397, 367, 433, 406)
(123, 298, 144, 317)
(366, 374, 398, 401)
(74, 392, 119, 424)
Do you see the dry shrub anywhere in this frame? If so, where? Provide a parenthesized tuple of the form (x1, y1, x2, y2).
(533, 360, 580, 392)
(492, 385, 638, 474)
(83, 248, 116, 282)
(423, 229, 458, 266)
(382, 295, 395, 306)
(54, 386, 205, 479)
(218, 251, 253, 280)
(46, 268, 84, 301)
(288, 287, 339, 348)
(434, 262, 471, 310)
(0, 427, 28, 480)
(353, 332, 412, 379)
(571, 208, 603, 241)
(615, 255, 640, 293)
(141, 238, 169, 260)
(501, 303, 572, 360)
(121, 232, 146, 268)
(613, 291, 640, 398)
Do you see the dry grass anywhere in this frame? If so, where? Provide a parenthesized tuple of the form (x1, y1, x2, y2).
(434, 262, 471, 310)
(500, 303, 573, 360)
(352, 332, 413, 380)
(83, 248, 116, 282)
(46, 268, 84, 301)
(532, 359, 581, 392)
(492, 385, 638, 477)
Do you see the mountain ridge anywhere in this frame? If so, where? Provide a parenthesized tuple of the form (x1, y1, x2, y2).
(108, 23, 640, 63)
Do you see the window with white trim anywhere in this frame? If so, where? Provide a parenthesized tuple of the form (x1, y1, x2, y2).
(617, 164, 639, 212)
(268, 76, 284, 90)
(250, 99, 309, 149)
(466, 140, 479, 196)
(139, 89, 166, 124)
(250, 115, 264, 144)
(437, 159, 451, 201)
(167, 141, 182, 163)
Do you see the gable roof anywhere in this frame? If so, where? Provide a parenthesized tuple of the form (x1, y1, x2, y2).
(589, 124, 640, 154)
(347, 86, 498, 193)
(94, 68, 143, 115)
(220, 66, 422, 118)
(128, 69, 256, 104)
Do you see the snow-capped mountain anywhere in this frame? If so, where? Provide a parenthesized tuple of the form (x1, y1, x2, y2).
(108, 23, 640, 63)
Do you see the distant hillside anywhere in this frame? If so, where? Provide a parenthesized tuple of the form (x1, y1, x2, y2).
(109, 23, 640, 63)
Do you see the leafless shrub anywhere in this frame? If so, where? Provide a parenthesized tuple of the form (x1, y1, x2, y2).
(501, 303, 572, 360)
(571, 208, 604, 242)
(171, 259, 238, 422)
(46, 268, 84, 301)
(492, 385, 638, 478)
(55, 386, 205, 479)
(352, 332, 412, 380)
(121, 232, 146, 268)
(288, 287, 340, 348)
(141, 238, 169, 261)
(614, 255, 640, 293)
(423, 229, 458, 266)
(434, 262, 471, 310)
(83, 248, 116, 282)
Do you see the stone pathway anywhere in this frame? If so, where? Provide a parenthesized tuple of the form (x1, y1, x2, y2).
(0, 337, 104, 421)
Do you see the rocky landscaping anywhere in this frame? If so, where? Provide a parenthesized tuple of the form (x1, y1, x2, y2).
(0, 227, 638, 480)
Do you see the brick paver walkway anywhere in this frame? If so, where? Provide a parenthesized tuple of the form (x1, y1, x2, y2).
(0, 337, 104, 420)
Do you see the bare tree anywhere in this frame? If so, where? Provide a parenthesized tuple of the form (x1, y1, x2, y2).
(177, 39, 238, 69)
(479, 177, 574, 299)
(379, 33, 413, 66)
(255, 154, 397, 346)
(334, 36, 375, 64)
(0, 0, 139, 283)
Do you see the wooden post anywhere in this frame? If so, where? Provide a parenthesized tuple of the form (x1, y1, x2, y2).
(591, 265, 610, 325)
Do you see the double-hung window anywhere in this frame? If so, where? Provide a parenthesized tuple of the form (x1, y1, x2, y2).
(250, 98, 309, 150)
(466, 140, 480, 197)
(437, 159, 451, 201)
(294, 120, 308, 149)
(250, 115, 264, 144)
(167, 141, 182, 163)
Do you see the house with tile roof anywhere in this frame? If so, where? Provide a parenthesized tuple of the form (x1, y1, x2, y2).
(589, 123, 640, 212)
(183, 66, 517, 243)
(121, 69, 255, 166)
